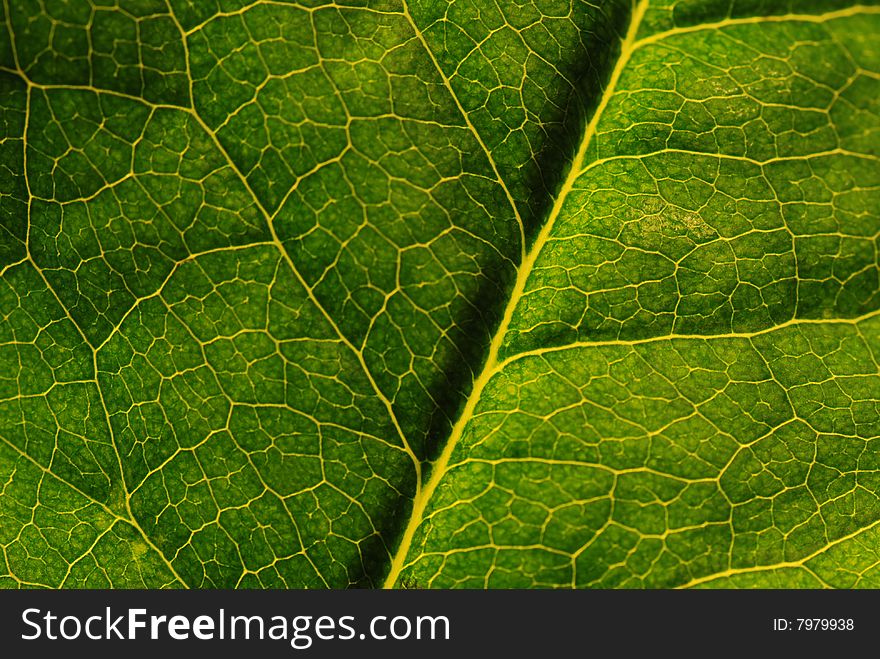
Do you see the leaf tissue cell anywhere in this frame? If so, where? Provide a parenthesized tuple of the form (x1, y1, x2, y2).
(0, 0, 878, 588)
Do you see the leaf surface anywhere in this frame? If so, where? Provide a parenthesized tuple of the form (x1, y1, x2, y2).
(0, 0, 878, 588)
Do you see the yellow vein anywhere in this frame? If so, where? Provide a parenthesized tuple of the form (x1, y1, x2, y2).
(4, 39, 187, 586)
(25, 245, 189, 588)
(164, 0, 195, 108)
(382, 0, 651, 588)
(0, 432, 187, 587)
(0, 25, 182, 585)
(3, 45, 193, 589)
(400, 0, 527, 261)
(1, 0, 22, 74)
(496, 307, 880, 370)
(677, 512, 880, 589)
(184, 109, 421, 488)
(634, 4, 880, 50)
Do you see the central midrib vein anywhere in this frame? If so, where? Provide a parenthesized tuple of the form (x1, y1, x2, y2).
(381, 0, 650, 588)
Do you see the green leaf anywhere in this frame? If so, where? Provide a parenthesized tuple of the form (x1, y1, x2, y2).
(1, 0, 878, 589)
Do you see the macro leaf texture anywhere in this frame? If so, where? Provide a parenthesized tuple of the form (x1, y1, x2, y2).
(0, 0, 879, 589)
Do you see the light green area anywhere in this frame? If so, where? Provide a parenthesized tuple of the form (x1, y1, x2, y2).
(402, 318, 880, 586)
(503, 12, 880, 354)
(395, 3, 880, 588)
(1, 0, 878, 588)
